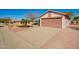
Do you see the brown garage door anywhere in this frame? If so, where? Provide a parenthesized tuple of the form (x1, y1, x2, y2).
(41, 18, 62, 28)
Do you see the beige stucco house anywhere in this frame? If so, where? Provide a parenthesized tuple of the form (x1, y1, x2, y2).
(40, 10, 70, 29)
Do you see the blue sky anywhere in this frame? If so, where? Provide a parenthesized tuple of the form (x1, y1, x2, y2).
(0, 9, 79, 20)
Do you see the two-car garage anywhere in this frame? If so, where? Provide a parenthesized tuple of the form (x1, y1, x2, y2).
(40, 10, 70, 29)
(41, 17, 62, 28)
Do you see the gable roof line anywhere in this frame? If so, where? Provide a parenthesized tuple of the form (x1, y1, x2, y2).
(39, 10, 50, 17)
(40, 10, 67, 17)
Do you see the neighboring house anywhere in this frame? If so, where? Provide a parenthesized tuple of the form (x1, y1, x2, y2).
(40, 10, 70, 29)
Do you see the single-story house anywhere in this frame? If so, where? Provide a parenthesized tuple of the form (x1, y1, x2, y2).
(40, 10, 71, 29)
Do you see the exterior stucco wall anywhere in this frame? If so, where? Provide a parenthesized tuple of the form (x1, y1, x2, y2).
(51, 13, 62, 17)
(41, 12, 62, 18)
(62, 16, 70, 29)
(41, 13, 49, 18)
(40, 19, 42, 26)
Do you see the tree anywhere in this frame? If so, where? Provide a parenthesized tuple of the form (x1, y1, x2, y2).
(73, 16, 79, 21)
(73, 16, 79, 24)
(68, 12, 75, 20)
(0, 18, 11, 24)
(24, 19, 28, 25)
(62, 12, 74, 20)
(21, 19, 28, 26)
(28, 13, 35, 22)
(21, 19, 25, 24)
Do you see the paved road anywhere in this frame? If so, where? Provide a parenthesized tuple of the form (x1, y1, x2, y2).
(42, 25, 79, 49)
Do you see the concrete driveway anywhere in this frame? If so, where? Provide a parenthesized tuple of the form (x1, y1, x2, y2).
(0, 26, 59, 49)
(42, 25, 79, 49)
(1, 25, 79, 49)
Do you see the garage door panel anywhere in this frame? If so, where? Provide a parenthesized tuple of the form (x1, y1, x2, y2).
(41, 18, 62, 28)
